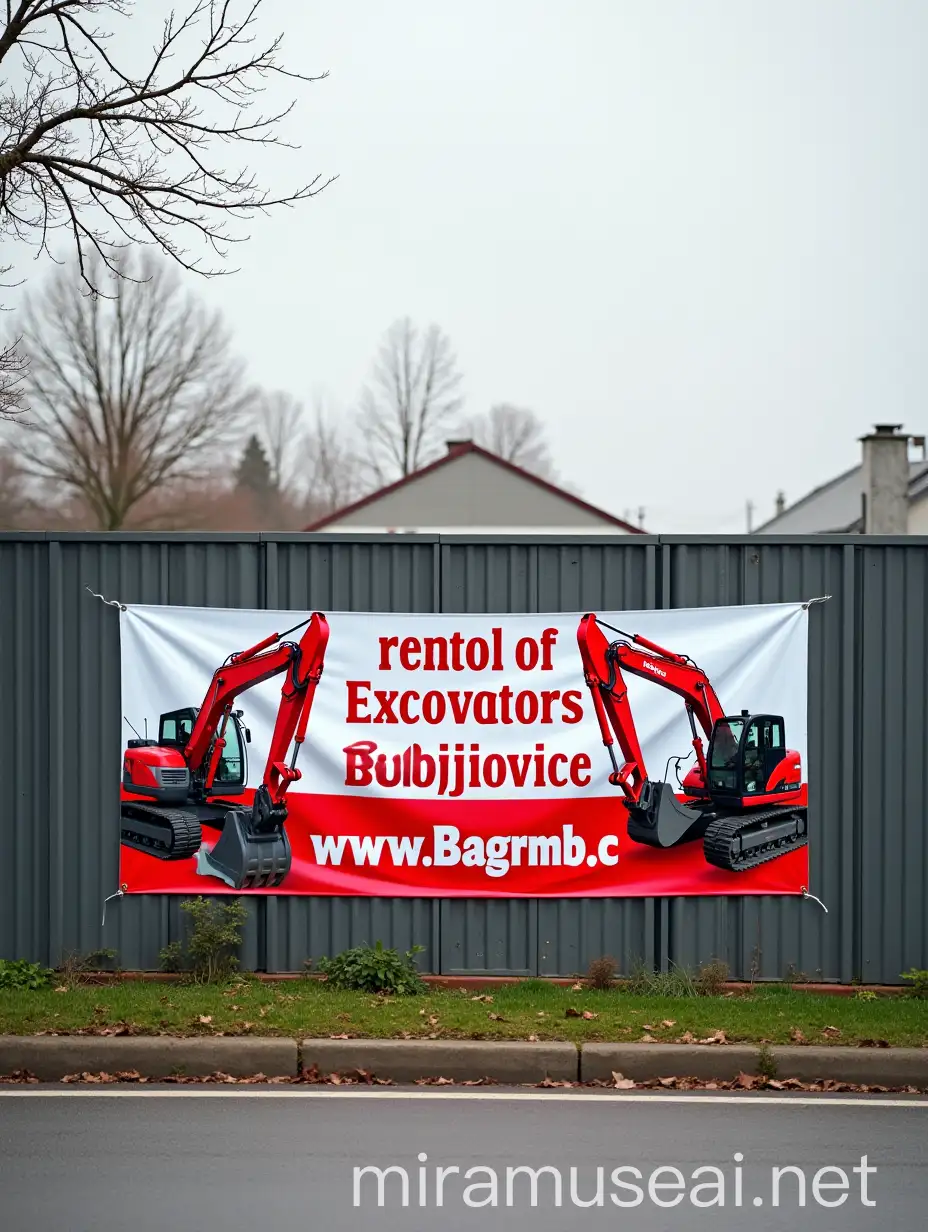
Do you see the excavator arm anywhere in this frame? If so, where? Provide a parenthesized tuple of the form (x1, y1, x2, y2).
(183, 612, 329, 801)
(578, 613, 725, 792)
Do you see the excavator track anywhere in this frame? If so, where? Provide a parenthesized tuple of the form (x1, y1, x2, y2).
(703, 807, 807, 873)
(121, 803, 202, 861)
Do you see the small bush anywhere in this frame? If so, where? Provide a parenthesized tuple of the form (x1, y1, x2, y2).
(58, 948, 119, 986)
(694, 960, 729, 997)
(587, 956, 618, 989)
(855, 988, 877, 1002)
(167, 896, 250, 984)
(316, 941, 426, 995)
(158, 941, 185, 974)
(901, 969, 928, 998)
(0, 958, 55, 991)
(756, 1042, 777, 1080)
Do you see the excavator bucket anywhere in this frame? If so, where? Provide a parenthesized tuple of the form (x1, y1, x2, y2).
(625, 780, 711, 850)
(197, 808, 292, 890)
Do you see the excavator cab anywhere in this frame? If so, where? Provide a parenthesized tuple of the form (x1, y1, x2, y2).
(707, 711, 791, 802)
(158, 706, 251, 795)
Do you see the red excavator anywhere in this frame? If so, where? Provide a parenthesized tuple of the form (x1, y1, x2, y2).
(120, 613, 330, 890)
(577, 613, 807, 872)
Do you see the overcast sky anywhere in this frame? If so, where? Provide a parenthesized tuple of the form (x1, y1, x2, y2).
(11, 1, 928, 533)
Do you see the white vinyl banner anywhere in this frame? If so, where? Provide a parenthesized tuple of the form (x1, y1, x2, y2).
(118, 601, 811, 897)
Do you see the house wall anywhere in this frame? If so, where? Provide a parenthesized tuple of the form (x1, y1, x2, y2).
(326, 451, 631, 531)
(908, 495, 928, 534)
(1, 531, 927, 984)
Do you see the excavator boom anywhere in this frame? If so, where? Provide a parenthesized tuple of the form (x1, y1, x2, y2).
(577, 613, 809, 871)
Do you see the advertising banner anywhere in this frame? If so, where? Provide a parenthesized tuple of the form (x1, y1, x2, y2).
(118, 601, 811, 897)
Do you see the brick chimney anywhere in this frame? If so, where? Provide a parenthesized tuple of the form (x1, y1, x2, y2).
(860, 424, 910, 534)
(445, 439, 472, 457)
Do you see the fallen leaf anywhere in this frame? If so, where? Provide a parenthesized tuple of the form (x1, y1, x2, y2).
(582, 1011, 599, 1020)
(639, 1033, 656, 1042)
(642, 1024, 655, 1031)
(699, 1030, 729, 1045)
(565, 1007, 581, 1018)
(570, 982, 583, 991)
(242, 1022, 254, 1030)
(678, 1031, 697, 1044)
(470, 995, 493, 1003)
(767, 1079, 785, 1090)
(527, 1034, 539, 1042)
(790, 1027, 806, 1043)
(428, 1015, 439, 1027)
(198, 1015, 212, 1025)
(54, 986, 68, 994)
(330, 1033, 350, 1040)
(661, 1019, 676, 1028)
(434, 1076, 454, 1085)
(821, 1026, 841, 1039)
(419, 1008, 426, 1016)
(488, 1012, 506, 1022)
(658, 1076, 676, 1088)
(611, 1072, 636, 1089)
(736, 1071, 757, 1089)
(536, 1012, 546, 1018)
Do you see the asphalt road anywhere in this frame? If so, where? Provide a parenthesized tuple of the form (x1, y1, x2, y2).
(1, 1088, 926, 1230)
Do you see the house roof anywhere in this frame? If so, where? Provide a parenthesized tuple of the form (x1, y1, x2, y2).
(753, 459, 928, 535)
(303, 441, 645, 533)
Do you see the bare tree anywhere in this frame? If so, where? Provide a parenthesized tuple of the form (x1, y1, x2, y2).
(13, 249, 252, 529)
(303, 397, 365, 518)
(357, 317, 464, 482)
(0, 334, 26, 420)
(257, 389, 305, 497)
(465, 403, 556, 478)
(0, 1, 334, 294)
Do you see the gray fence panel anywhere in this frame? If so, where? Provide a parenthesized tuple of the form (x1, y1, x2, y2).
(0, 539, 50, 964)
(267, 535, 439, 613)
(858, 545, 928, 984)
(2, 532, 927, 981)
(266, 898, 438, 974)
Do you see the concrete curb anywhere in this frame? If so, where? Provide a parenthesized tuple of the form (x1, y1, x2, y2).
(0, 1036, 298, 1082)
(1, 1037, 926, 1087)
(301, 1039, 579, 1084)
(580, 1044, 928, 1086)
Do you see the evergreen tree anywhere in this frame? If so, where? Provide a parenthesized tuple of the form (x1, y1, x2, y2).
(235, 434, 278, 520)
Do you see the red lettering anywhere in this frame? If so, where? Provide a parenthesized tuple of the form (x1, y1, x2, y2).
(473, 690, 497, 724)
(492, 626, 504, 670)
(515, 636, 539, 671)
(372, 689, 399, 723)
(423, 636, 448, 671)
(499, 684, 515, 723)
(343, 740, 376, 784)
(399, 691, 420, 724)
(399, 636, 420, 670)
(548, 752, 568, 787)
(422, 691, 446, 723)
(378, 637, 398, 670)
(569, 752, 592, 787)
(560, 690, 584, 724)
(540, 627, 558, 671)
(465, 637, 490, 671)
(450, 631, 466, 670)
(483, 753, 506, 787)
(515, 690, 539, 724)
(447, 690, 475, 723)
(346, 680, 372, 724)
(506, 752, 532, 787)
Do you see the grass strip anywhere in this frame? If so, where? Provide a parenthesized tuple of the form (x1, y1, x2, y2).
(1, 979, 924, 1046)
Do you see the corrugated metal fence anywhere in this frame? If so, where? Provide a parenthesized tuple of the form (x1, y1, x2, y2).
(1, 531, 926, 984)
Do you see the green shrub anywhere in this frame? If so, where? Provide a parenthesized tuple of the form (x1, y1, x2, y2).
(901, 969, 928, 998)
(160, 897, 249, 984)
(0, 958, 55, 990)
(316, 941, 426, 995)
(694, 959, 730, 997)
